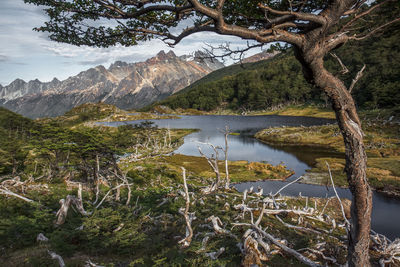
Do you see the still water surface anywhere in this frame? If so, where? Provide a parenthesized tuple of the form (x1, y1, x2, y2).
(103, 115, 400, 239)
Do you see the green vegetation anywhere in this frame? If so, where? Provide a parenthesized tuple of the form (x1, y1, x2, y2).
(151, 19, 399, 113)
(153, 52, 317, 112)
(252, 104, 335, 119)
(0, 105, 354, 266)
(255, 112, 400, 197)
(161, 154, 294, 183)
(39, 102, 179, 127)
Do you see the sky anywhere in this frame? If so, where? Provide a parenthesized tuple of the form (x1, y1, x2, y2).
(0, 0, 265, 87)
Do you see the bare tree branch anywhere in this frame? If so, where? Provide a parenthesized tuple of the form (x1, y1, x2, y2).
(330, 53, 349, 74)
(349, 64, 366, 93)
(178, 167, 194, 248)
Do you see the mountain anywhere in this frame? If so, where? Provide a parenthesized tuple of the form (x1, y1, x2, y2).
(0, 50, 223, 118)
(152, 22, 400, 112)
(239, 50, 279, 64)
(152, 52, 316, 111)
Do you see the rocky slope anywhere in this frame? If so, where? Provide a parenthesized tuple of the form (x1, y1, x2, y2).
(0, 50, 223, 118)
(239, 50, 279, 64)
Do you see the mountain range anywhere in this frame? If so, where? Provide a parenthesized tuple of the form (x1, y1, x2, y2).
(0, 50, 223, 118)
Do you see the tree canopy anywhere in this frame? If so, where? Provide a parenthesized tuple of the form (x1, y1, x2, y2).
(25, 0, 399, 53)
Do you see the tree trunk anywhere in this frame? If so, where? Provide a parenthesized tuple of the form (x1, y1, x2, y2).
(295, 48, 373, 267)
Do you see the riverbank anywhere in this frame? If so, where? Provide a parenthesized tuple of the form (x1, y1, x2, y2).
(148, 104, 336, 119)
(255, 113, 400, 198)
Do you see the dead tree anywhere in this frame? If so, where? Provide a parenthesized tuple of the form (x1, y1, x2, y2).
(197, 142, 221, 192)
(25, 0, 400, 264)
(55, 183, 91, 225)
(178, 167, 195, 247)
(219, 125, 231, 190)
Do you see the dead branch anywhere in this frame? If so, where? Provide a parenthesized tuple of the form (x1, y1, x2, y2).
(298, 248, 338, 265)
(252, 224, 322, 267)
(272, 176, 303, 197)
(242, 229, 269, 266)
(219, 125, 231, 189)
(197, 141, 222, 188)
(349, 64, 366, 93)
(196, 232, 215, 253)
(206, 215, 230, 235)
(371, 231, 400, 266)
(178, 167, 194, 248)
(275, 215, 322, 235)
(330, 53, 349, 74)
(0, 186, 34, 203)
(85, 259, 105, 267)
(326, 162, 350, 231)
(37, 233, 49, 242)
(205, 247, 225, 260)
(95, 182, 133, 209)
(55, 183, 91, 225)
(48, 250, 65, 267)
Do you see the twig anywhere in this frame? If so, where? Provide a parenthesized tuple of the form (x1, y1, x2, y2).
(272, 176, 303, 197)
(326, 162, 350, 230)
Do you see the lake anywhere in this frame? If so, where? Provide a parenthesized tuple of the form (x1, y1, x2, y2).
(102, 115, 400, 239)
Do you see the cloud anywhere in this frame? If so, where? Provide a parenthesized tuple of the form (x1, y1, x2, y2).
(0, 0, 266, 85)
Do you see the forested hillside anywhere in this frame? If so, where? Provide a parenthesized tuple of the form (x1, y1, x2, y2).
(155, 13, 399, 112)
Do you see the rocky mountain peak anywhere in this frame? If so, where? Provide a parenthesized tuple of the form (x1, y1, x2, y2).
(10, 78, 27, 87)
(50, 77, 60, 84)
(166, 50, 176, 58)
(109, 61, 129, 70)
(28, 79, 41, 85)
(1, 49, 224, 118)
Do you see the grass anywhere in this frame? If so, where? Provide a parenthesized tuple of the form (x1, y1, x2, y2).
(250, 104, 336, 119)
(255, 123, 400, 157)
(161, 154, 294, 183)
(255, 118, 400, 196)
(303, 157, 400, 192)
(149, 104, 337, 119)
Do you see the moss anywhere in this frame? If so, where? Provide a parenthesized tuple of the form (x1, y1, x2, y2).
(303, 157, 400, 192)
(251, 104, 336, 119)
(161, 154, 294, 183)
(255, 120, 400, 157)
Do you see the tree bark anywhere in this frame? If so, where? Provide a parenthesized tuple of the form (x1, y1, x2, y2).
(295, 47, 373, 267)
